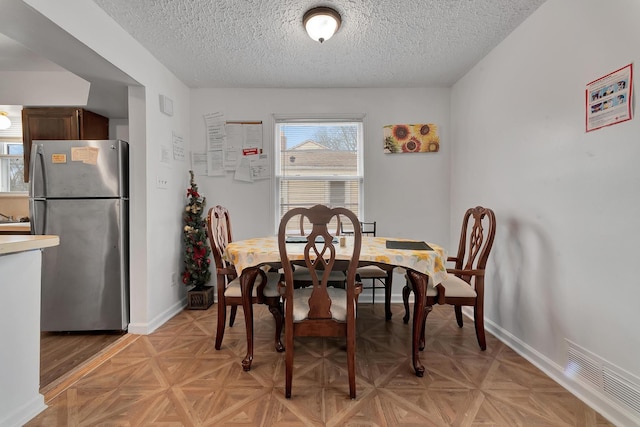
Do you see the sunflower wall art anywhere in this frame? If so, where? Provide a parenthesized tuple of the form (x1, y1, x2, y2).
(383, 123, 440, 154)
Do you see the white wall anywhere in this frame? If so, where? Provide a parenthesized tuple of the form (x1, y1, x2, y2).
(451, 0, 640, 423)
(190, 87, 452, 299)
(22, 0, 193, 332)
(0, 250, 46, 427)
(0, 71, 89, 105)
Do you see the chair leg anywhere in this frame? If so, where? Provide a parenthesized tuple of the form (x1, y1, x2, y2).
(402, 285, 411, 324)
(229, 305, 238, 327)
(347, 309, 357, 399)
(474, 304, 487, 351)
(267, 301, 285, 352)
(419, 304, 433, 351)
(454, 305, 463, 327)
(285, 303, 294, 399)
(371, 279, 375, 304)
(215, 302, 227, 350)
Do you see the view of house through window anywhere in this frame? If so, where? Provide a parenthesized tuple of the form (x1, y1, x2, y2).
(0, 142, 27, 192)
(275, 117, 363, 233)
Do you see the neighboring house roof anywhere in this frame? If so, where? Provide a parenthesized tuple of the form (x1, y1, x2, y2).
(289, 139, 330, 151)
(283, 140, 356, 169)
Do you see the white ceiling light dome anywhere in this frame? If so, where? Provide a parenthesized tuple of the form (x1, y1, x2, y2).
(303, 7, 341, 43)
(0, 112, 11, 130)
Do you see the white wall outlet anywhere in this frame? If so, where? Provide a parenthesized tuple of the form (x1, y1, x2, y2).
(156, 175, 169, 189)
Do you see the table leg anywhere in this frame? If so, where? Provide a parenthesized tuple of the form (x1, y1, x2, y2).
(407, 269, 426, 377)
(384, 266, 394, 321)
(240, 267, 259, 371)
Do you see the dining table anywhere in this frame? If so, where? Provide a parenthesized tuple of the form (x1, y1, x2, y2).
(222, 235, 448, 377)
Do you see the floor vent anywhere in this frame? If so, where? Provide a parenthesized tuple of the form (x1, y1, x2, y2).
(566, 340, 640, 415)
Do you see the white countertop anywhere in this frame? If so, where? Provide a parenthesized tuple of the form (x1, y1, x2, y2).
(0, 235, 59, 255)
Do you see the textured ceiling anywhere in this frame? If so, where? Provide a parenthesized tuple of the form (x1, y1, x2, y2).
(93, 0, 547, 88)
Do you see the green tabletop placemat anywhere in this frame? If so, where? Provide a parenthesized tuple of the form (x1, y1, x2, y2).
(385, 240, 433, 251)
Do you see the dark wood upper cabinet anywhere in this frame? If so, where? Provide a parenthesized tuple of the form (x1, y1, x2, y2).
(22, 107, 109, 182)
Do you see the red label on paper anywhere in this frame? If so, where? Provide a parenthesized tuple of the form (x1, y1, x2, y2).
(242, 148, 262, 155)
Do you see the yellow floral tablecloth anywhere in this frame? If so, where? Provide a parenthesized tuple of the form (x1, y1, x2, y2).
(223, 236, 448, 284)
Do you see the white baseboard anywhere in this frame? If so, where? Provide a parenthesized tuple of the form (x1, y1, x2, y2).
(128, 297, 187, 335)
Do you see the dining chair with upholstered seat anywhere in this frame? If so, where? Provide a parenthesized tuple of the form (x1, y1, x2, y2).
(206, 205, 284, 353)
(290, 212, 346, 288)
(341, 220, 394, 319)
(278, 204, 363, 399)
(402, 206, 496, 351)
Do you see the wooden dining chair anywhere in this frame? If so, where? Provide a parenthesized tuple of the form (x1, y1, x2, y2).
(341, 221, 394, 319)
(402, 206, 496, 350)
(290, 212, 346, 288)
(206, 205, 284, 353)
(278, 204, 363, 399)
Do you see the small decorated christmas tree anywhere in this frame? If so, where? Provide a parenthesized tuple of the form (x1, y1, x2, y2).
(182, 170, 211, 290)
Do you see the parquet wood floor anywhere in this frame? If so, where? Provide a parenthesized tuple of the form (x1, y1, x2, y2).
(27, 304, 614, 426)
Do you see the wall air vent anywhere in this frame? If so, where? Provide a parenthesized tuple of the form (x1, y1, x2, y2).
(566, 339, 640, 416)
(566, 344, 602, 388)
(603, 367, 640, 415)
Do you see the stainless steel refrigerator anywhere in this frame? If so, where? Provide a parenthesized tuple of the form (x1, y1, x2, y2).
(29, 139, 129, 331)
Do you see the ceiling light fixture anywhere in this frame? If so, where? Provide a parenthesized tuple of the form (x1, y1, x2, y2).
(303, 7, 341, 43)
(0, 112, 11, 130)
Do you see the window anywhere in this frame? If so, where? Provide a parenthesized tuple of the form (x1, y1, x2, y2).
(0, 141, 27, 192)
(274, 115, 364, 233)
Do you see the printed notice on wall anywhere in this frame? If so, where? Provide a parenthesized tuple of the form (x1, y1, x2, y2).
(191, 152, 208, 176)
(201, 114, 269, 180)
(172, 132, 186, 161)
(160, 145, 171, 164)
(586, 64, 633, 132)
(203, 112, 226, 176)
(233, 150, 270, 182)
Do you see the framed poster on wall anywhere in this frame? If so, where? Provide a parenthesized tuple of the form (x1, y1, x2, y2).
(586, 63, 633, 132)
(383, 123, 440, 153)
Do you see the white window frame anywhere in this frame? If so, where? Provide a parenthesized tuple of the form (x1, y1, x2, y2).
(0, 138, 27, 193)
(273, 113, 365, 233)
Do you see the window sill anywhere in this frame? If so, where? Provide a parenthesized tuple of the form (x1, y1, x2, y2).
(0, 193, 28, 198)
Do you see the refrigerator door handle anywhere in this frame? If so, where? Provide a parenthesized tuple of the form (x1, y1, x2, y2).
(29, 198, 47, 235)
(29, 143, 48, 197)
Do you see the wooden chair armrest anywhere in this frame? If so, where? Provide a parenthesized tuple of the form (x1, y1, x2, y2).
(447, 268, 485, 276)
(353, 281, 363, 304)
(217, 266, 236, 276)
(446, 256, 458, 263)
(278, 276, 287, 297)
(354, 281, 363, 296)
